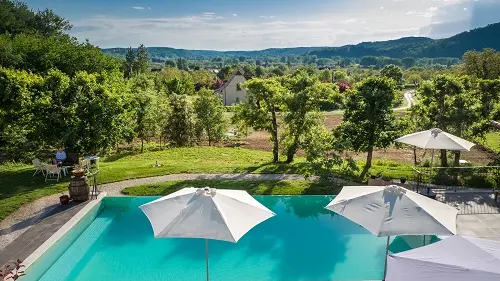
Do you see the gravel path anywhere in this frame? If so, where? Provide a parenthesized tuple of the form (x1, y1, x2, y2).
(102, 173, 315, 195)
(0, 173, 312, 250)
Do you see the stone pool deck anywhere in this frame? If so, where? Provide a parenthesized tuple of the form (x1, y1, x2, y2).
(1, 175, 499, 267)
(0, 202, 88, 266)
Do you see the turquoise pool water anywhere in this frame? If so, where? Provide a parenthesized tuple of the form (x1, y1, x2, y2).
(34, 196, 422, 281)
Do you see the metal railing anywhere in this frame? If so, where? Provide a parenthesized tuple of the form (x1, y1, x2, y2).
(408, 166, 500, 192)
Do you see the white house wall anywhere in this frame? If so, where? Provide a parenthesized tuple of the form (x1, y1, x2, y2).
(222, 75, 247, 106)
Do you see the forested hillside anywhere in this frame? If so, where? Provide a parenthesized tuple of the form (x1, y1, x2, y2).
(312, 22, 500, 58)
(103, 22, 500, 61)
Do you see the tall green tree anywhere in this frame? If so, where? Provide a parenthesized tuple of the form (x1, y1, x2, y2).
(318, 69, 332, 83)
(0, 32, 120, 75)
(333, 70, 348, 81)
(134, 92, 160, 153)
(164, 94, 195, 146)
(124, 46, 135, 78)
(233, 78, 285, 162)
(381, 64, 404, 89)
(411, 75, 480, 166)
(176, 58, 188, 70)
(255, 65, 265, 78)
(475, 79, 500, 128)
(0, 0, 71, 36)
(463, 49, 500, 79)
(134, 44, 150, 74)
(164, 59, 176, 68)
(407, 74, 422, 87)
(335, 77, 400, 178)
(31, 8, 72, 35)
(193, 88, 227, 145)
(280, 70, 340, 162)
(401, 57, 416, 68)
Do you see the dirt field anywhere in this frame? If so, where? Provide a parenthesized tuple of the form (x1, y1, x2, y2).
(230, 114, 499, 165)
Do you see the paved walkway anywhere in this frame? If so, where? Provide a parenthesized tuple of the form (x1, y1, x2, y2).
(0, 202, 87, 266)
(437, 192, 500, 215)
(100, 173, 315, 196)
(0, 173, 311, 251)
(457, 214, 500, 241)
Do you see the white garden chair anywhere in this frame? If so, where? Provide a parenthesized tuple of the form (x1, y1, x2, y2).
(32, 159, 45, 176)
(43, 164, 61, 182)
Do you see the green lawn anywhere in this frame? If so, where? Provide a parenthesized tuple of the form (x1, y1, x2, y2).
(122, 179, 339, 196)
(480, 131, 500, 154)
(98, 146, 308, 182)
(0, 147, 307, 221)
(365, 160, 415, 181)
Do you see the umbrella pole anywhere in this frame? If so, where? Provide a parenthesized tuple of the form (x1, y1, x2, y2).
(206, 239, 209, 281)
(383, 236, 390, 281)
(428, 149, 435, 194)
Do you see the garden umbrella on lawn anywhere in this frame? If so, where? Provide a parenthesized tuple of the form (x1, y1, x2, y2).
(387, 235, 500, 281)
(395, 128, 475, 166)
(395, 128, 476, 194)
(325, 185, 458, 280)
(139, 187, 276, 281)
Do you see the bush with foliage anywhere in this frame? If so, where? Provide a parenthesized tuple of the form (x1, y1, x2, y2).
(163, 94, 195, 147)
(193, 88, 227, 145)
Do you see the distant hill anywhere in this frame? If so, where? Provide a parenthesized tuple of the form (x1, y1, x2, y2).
(102, 46, 326, 61)
(102, 22, 500, 61)
(311, 22, 500, 58)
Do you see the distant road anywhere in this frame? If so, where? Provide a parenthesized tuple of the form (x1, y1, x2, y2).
(325, 90, 416, 115)
(396, 91, 416, 111)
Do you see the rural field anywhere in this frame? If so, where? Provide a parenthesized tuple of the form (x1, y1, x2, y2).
(234, 114, 500, 165)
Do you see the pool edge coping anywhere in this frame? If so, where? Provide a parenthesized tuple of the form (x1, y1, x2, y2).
(22, 192, 107, 270)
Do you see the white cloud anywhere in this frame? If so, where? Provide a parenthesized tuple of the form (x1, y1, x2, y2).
(70, 0, 499, 50)
(380, 6, 385, 9)
(341, 18, 357, 24)
(132, 7, 145, 10)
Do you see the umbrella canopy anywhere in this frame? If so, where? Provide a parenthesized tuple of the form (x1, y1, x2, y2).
(139, 187, 276, 242)
(325, 185, 458, 236)
(387, 235, 500, 281)
(395, 128, 475, 151)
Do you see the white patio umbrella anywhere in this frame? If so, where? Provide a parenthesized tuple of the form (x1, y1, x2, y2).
(395, 128, 475, 151)
(325, 185, 458, 280)
(139, 187, 276, 281)
(387, 235, 500, 281)
(395, 128, 475, 166)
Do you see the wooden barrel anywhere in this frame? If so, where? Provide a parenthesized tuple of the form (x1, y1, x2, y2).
(69, 176, 90, 201)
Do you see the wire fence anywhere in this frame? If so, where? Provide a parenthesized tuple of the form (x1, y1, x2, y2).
(408, 166, 500, 192)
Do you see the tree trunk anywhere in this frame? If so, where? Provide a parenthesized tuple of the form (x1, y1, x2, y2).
(360, 148, 373, 179)
(271, 109, 279, 163)
(207, 127, 211, 146)
(413, 146, 418, 166)
(453, 151, 460, 167)
(440, 149, 448, 167)
(141, 139, 144, 153)
(285, 136, 300, 163)
(286, 144, 297, 163)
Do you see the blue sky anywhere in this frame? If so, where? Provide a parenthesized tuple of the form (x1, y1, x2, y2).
(26, 0, 500, 50)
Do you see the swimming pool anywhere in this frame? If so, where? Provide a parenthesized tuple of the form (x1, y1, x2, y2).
(23, 196, 430, 281)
